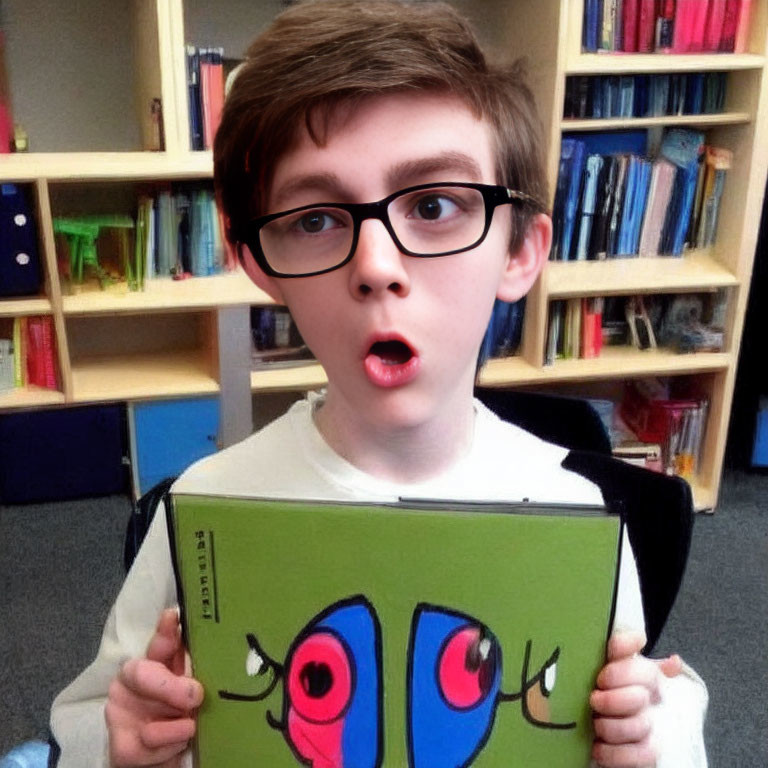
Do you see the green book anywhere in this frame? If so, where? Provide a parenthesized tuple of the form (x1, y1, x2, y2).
(169, 494, 621, 768)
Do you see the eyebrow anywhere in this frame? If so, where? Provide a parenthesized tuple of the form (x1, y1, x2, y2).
(269, 151, 485, 212)
(385, 151, 485, 190)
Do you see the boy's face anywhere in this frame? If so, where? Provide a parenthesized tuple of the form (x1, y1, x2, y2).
(248, 92, 548, 437)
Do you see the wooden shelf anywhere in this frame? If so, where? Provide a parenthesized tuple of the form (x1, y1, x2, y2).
(0, 297, 53, 318)
(566, 52, 765, 75)
(62, 270, 271, 316)
(0, 387, 66, 410)
(0, 151, 213, 183)
(251, 363, 328, 393)
(70, 350, 218, 403)
(480, 348, 731, 386)
(562, 112, 752, 132)
(546, 251, 738, 299)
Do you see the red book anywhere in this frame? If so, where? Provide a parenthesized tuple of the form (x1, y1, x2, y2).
(719, 0, 740, 51)
(40, 316, 57, 390)
(200, 48, 225, 150)
(704, 0, 727, 50)
(637, 0, 657, 51)
(623, 0, 640, 51)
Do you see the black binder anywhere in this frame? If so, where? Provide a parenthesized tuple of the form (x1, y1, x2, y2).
(0, 183, 42, 297)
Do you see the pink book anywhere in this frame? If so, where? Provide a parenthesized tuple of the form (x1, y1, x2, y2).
(672, 0, 695, 51)
(689, 0, 711, 51)
(704, 0, 727, 49)
(719, 0, 740, 50)
(638, 159, 675, 257)
(734, 0, 753, 52)
(200, 48, 225, 150)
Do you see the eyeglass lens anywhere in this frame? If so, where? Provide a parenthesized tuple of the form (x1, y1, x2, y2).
(258, 186, 488, 276)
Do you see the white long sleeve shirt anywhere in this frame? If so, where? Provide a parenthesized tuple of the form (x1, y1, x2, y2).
(50, 395, 707, 767)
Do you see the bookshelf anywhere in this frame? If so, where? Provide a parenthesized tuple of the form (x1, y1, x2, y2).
(1, 0, 766, 511)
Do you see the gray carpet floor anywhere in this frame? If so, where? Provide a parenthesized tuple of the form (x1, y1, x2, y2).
(1, 469, 766, 765)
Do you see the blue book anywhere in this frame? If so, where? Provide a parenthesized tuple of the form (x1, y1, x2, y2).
(583, 0, 602, 51)
(186, 46, 204, 151)
(561, 139, 587, 260)
(575, 154, 604, 260)
(617, 155, 639, 256)
(631, 158, 652, 254)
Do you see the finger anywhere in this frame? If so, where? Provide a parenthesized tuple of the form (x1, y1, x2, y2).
(146, 609, 183, 667)
(140, 717, 196, 750)
(593, 711, 652, 745)
(119, 659, 204, 712)
(657, 653, 682, 678)
(597, 655, 659, 691)
(590, 685, 650, 717)
(109, 729, 187, 768)
(592, 738, 656, 767)
(606, 630, 646, 662)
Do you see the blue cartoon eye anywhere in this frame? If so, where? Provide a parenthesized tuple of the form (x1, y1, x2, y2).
(408, 605, 502, 768)
(284, 596, 383, 768)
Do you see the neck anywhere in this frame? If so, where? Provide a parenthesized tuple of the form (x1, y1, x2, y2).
(313, 388, 476, 484)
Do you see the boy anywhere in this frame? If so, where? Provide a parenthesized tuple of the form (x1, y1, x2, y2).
(50, 1, 708, 766)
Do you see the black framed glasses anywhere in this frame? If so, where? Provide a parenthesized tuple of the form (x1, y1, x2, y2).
(241, 182, 543, 278)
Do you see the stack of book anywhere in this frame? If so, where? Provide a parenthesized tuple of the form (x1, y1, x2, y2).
(564, 72, 727, 120)
(551, 129, 731, 262)
(583, 0, 753, 53)
(136, 184, 233, 283)
(618, 378, 708, 479)
(250, 307, 314, 370)
(478, 298, 526, 364)
(186, 46, 242, 151)
(0, 315, 58, 392)
(545, 290, 727, 365)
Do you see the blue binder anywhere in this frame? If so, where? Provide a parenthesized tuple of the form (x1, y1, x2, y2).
(0, 184, 43, 297)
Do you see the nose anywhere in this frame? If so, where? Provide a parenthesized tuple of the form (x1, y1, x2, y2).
(348, 219, 411, 300)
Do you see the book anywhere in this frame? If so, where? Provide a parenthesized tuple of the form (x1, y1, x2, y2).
(655, 0, 676, 51)
(719, 0, 740, 50)
(200, 47, 225, 151)
(637, 0, 657, 51)
(169, 493, 621, 767)
(622, 0, 639, 51)
(0, 337, 13, 391)
(638, 158, 675, 257)
(734, 0, 752, 52)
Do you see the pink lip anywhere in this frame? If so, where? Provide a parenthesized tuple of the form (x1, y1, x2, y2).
(362, 333, 421, 388)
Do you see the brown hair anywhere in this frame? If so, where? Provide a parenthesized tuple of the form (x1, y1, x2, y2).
(214, 0, 548, 253)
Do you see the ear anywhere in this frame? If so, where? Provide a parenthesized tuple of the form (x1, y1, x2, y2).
(496, 213, 552, 303)
(240, 244, 287, 304)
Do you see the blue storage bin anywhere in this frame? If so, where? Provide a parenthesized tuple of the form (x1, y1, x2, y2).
(129, 397, 219, 496)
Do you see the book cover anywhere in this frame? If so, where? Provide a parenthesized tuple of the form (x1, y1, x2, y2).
(704, 0, 727, 50)
(170, 494, 621, 768)
(637, 0, 657, 51)
(638, 158, 675, 257)
(622, 0, 640, 51)
(734, 0, 752, 52)
(583, 0, 602, 52)
(719, 0, 740, 50)
(655, 0, 676, 51)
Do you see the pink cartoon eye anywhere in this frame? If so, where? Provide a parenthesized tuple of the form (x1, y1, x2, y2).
(438, 625, 498, 710)
(287, 631, 353, 723)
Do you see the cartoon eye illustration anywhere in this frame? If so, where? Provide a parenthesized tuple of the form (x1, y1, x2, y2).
(438, 625, 499, 710)
(408, 605, 576, 768)
(408, 606, 503, 768)
(286, 631, 353, 723)
(219, 596, 382, 768)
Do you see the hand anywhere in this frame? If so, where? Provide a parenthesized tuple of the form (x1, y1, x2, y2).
(106, 608, 204, 767)
(590, 630, 682, 768)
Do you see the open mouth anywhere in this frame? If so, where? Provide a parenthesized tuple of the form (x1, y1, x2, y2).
(368, 339, 414, 366)
(363, 337, 420, 388)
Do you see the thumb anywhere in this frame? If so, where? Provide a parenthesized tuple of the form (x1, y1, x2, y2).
(656, 653, 683, 679)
